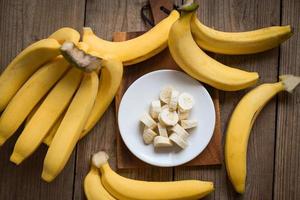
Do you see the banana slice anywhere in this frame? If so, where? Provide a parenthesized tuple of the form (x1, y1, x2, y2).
(178, 92, 194, 112)
(181, 119, 197, 129)
(159, 86, 173, 104)
(158, 109, 179, 126)
(153, 136, 172, 147)
(169, 133, 188, 149)
(169, 89, 179, 111)
(178, 110, 189, 120)
(157, 122, 168, 137)
(171, 124, 189, 140)
(150, 100, 161, 119)
(140, 113, 157, 129)
(143, 129, 157, 144)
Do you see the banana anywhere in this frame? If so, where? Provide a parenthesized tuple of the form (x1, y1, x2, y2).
(191, 15, 293, 55)
(178, 92, 194, 112)
(169, 89, 179, 111)
(150, 100, 161, 119)
(157, 122, 168, 137)
(42, 72, 99, 182)
(169, 133, 188, 149)
(168, 4, 259, 91)
(154, 136, 173, 147)
(80, 58, 123, 138)
(92, 151, 214, 199)
(84, 165, 116, 200)
(143, 129, 157, 144)
(0, 56, 70, 146)
(181, 119, 197, 129)
(171, 124, 189, 140)
(160, 85, 173, 104)
(178, 110, 189, 120)
(225, 75, 300, 193)
(140, 113, 157, 129)
(0, 38, 60, 111)
(82, 10, 179, 66)
(9, 68, 82, 163)
(48, 27, 80, 44)
(158, 109, 179, 126)
(43, 114, 63, 146)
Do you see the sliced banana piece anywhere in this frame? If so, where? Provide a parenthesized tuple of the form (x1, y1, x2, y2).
(158, 109, 179, 126)
(181, 119, 197, 129)
(143, 129, 157, 144)
(157, 122, 168, 137)
(169, 133, 188, 149)
(178, 110, 189, 120)
(159, 86, 173, 104)
(171, 124, 189, 140)
(153, 136, 172, 147)
(150, 100, 161, 119)
(140, 113, 157, 129)
(169, 89, 179, 111)
(178, 92, 194, 112)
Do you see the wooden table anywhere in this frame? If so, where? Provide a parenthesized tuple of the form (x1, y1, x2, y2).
(0, 0, 299, 199)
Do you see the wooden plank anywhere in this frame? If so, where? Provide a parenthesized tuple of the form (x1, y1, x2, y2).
(174, 0, 281, 199)
(0, 0, 85, 199)
(274, 0, 300, 199)
(73, 1, 173, 199)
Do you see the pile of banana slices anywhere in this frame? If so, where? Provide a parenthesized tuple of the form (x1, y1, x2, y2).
(140, 86, 197, 149)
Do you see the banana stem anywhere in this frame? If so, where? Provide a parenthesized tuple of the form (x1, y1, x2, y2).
(279, 74, 300, 93)
(92, 151, 109, 168)
(178, 2, 199, 13)
(60, 42, 102, 72)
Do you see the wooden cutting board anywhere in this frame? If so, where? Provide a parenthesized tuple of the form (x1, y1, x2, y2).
(113, 31, 222, 169)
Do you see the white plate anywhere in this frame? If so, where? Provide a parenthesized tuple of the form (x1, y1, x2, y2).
(118, 70, 215, 167)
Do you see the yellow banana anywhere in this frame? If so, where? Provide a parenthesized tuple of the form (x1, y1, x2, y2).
(10, 67, 82, 164)
(0, 56, 69, 146)
(92, 151, 214, 200)
(84, 165, 116, 200)
(81, 57, 123, 138)
(168, 4, 259, 91)
(191, 15, 293, 55)
(0, 39, 60, 111)
(42, 72, 99, 182)
(43, 114, 63, 146)
(225, 75, 300, 193)
(82, 10, 179, 66)
(48, 27, 80, 44)
(24, 99, 63, 146)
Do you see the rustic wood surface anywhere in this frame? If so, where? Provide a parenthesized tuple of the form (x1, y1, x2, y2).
(0, 0, 299, 199)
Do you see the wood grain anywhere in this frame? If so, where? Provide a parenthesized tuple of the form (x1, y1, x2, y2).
(174, 0, 281, 199)
(0, 0, 85, 199)
(274, 0, 300, 199)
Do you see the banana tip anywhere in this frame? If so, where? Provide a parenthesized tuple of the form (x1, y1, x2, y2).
(10, 153, 23, 165)
(41, 171, 55, 183)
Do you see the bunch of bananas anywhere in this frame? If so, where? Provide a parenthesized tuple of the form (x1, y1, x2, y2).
(0, 9, 179, 182)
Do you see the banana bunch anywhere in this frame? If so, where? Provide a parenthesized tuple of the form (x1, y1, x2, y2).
(84, 151, 214, 200)
(0, 28, 123, 182)
(168, 2, 292, 91)
(225, 75, 300, 193)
